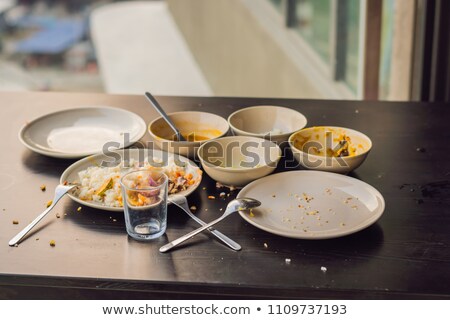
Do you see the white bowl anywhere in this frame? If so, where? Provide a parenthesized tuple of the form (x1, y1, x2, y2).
(228, 105, 307, 144)
(197, 136, 282, 187)
(148, 111, 229, 158)
(288, 126, 372, 174)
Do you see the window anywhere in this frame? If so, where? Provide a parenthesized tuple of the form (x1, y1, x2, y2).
(269, 0, 283, 12)
(341, 0, 361, 93)
(294, 0, 331, 64)
(268, 0, 363, 96)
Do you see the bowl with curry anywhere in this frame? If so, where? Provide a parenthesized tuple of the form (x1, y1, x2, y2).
(288, 126, 372, 174)
(148, 111, 229, 157)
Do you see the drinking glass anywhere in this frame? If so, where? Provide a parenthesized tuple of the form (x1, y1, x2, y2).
(120, 169, 168, 240)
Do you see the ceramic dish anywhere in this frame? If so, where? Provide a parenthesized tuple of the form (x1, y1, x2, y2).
(60, 148, 202, 212)
(289, 126, 372, 174)
(228, 105, 307, 144)
(237, 171, 385, 239)
(148, 111, 229, 158)
(197, 136, 281, 187)
(19, 106, 147, 158)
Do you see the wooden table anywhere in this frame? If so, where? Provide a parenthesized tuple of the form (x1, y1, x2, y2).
(1, 91, 449, 299)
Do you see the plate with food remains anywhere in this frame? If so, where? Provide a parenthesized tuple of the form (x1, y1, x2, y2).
(60, 148, 202, 212)
(237, 171, 384, 239)
(19, 106, 147, 158)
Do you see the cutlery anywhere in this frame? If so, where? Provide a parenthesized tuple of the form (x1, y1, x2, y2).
(9, 184, 76, 246)
(169, 194, 241, 251)
(145, 91, 186, 141)
(160, 198, 261, 253)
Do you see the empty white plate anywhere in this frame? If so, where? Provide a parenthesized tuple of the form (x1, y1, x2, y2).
(237, 171, 385, 239)
(19, 106, 147, 158)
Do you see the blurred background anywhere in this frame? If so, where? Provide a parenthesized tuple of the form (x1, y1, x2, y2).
(0, 0, 448, 101)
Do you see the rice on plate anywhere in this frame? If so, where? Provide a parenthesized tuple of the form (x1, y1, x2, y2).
(74, 157, 202, 208)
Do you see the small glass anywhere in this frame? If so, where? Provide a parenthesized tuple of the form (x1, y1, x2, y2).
(120, 169, 168, 240)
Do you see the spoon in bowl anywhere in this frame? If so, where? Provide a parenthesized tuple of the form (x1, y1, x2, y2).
(159, 197, 261, 253)
(145, 92, 186, 142)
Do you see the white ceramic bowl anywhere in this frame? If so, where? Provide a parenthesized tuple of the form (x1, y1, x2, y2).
(288, 126, 372, 174)
(148, 111, 229, 158)
(228, 105, 307, 144)
(197, 136, 282, 187)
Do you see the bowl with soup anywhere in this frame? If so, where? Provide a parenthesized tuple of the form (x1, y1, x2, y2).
(288, 126, 372, 174)
(148, 111, 229, 157)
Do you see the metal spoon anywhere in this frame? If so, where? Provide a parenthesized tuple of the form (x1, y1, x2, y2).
(145, 91, 186, 141)
(9, 184, 76, 246)
(169, 194, 241, 251)
(160, 198, 261, 253)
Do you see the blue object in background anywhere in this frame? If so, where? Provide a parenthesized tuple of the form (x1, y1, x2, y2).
(14, 18, 86, 54)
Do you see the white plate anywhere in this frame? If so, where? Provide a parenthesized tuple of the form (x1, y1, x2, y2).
(19, 106, 147, 158)
(60, 149, 202, 212)
(237, 171, 385, 239)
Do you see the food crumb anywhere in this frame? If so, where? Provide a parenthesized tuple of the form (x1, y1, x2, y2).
(302, 193, 314, 203)
(215, 182, 224, 188)
(190, 206, 197, 211)
(112, 219, 117, 222)
(202, 187, 206, 190)
(321, 266, 327, 273)
(340, 222, 346, 227)
(272, 194, 276, 198)
(351, 205, 358, 210)
(46, 200, 53, 208)
(307, 210, 319, 215)
(40, 184, 46, 191)
(263, 243, 268, 248)
(49, 240, 56, 247)
(229, 186, 236, 191)
(285, 258, 291, 264)
(207, 195, 216, 200)
(12, 220, 19, 225)
(77, 206, 82, 212)
(14, 244, 18, 247)
(35, 238, 39, 241)
(249, 209, 254, 217)
(56, 213, 60, 218)
(219, 192, 226, 198)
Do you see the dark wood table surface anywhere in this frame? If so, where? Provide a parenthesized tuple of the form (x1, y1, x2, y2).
(0, 91, 449, 299)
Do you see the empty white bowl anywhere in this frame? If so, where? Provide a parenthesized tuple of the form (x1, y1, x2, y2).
(289, 126, 372, 174)
(148, 111, 229, 158)
(197, 136, 282, 187)
(228, 105, 307, 144)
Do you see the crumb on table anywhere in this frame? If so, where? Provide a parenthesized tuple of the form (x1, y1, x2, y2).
(46, 200, 53, 208)
(40, 184, 46, 192)
(12, 220, 19, 225)
(49, 240, 56, 247)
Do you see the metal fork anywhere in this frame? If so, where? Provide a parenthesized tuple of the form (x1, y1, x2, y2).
(169, 194, 241, 251)
(9, 184, 76, 246)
